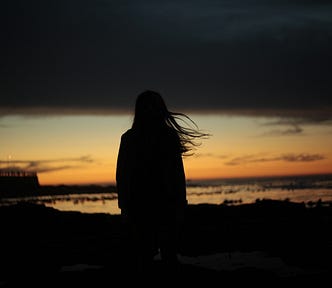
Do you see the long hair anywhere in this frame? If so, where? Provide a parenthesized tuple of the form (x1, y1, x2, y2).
(132, 90, 210, 156)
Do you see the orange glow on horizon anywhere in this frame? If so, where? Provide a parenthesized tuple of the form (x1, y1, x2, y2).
(1, 114, 331, 186)
(36, 157, 332, 186)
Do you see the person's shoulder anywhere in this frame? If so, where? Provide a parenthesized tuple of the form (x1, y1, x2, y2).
(121, 129, 135, 141)
(122, 128, 134, 136)
(164, 126, 179, 139)
(163, 127, 180, 146)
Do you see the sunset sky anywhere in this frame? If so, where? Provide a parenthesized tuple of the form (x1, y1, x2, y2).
(2, 0, 332, 185)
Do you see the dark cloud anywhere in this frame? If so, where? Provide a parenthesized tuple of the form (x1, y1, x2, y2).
(225, 152, 326, 165)
(194, 153, 229, 159)
(282, 153, 326, 162)
(262, 117, 332, 126)
(2, 0, 332, 118)
(0, 155, 94, 173)
(260, 124, 304, 136)
(258, 116, 332, 136)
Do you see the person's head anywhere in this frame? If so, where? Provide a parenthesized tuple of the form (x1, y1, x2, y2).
(132, 90, 210, 155)
(133, 90, 168, 128)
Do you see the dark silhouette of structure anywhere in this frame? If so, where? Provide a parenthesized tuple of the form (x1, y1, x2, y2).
(0, 170, 40, 197)
(116, 90, 209, 275)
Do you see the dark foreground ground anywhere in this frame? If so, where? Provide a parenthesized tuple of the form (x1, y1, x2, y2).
(1, 200, 332, 286)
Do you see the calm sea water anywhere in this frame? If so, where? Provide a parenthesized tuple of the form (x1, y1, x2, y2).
(1, 174, 332, 214)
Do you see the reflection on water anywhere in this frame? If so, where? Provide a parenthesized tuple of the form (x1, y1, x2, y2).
(187, 174, 332, 207)
(0, 193, 121, 215)
(1, 174, 332, 214)
(187, 187, 332, 207)
(47, 196, 121, 215)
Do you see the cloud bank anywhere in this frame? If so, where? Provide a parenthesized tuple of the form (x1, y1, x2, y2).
(0, 155, 94, 173)
(2, 0, 332, 119)
(225, 153, 326, 166)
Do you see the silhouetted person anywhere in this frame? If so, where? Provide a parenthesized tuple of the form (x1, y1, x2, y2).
(116, 90, 209, 276)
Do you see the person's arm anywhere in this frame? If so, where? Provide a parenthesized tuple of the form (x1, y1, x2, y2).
(116, 134, 129, 213)
(164, 132, 187, 207)
(175, 153, 187, 207)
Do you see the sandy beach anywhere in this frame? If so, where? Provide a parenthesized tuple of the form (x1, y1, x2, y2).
(1, 200, 332, 286)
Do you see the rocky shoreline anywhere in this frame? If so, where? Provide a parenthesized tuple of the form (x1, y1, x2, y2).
(1, 200, 332, 285)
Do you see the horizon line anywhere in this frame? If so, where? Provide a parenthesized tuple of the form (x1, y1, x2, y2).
(39, 172, 332, 187)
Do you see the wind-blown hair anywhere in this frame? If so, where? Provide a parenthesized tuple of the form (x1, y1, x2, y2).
(132, 90, 210, 156)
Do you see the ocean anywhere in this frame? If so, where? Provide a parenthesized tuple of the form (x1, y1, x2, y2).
(1, 174, 332, 215)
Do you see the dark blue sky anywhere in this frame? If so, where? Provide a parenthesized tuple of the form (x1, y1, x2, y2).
(2, 0, 332, 119)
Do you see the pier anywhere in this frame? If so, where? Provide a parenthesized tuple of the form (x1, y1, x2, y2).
(0, 170, 40, 197)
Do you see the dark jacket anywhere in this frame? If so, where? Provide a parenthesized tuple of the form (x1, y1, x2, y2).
(116, 126, 187, 222)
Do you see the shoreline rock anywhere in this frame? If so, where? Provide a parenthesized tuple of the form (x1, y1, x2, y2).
(0, 200, 331, 284)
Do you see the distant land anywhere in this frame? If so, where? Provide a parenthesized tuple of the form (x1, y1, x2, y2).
(0, 183, 117, 199)
(187, 173, 332, 186)
(39, 184, 117, 196)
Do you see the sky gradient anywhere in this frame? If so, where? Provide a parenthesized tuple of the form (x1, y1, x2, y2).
(1, 1, 332, 184)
